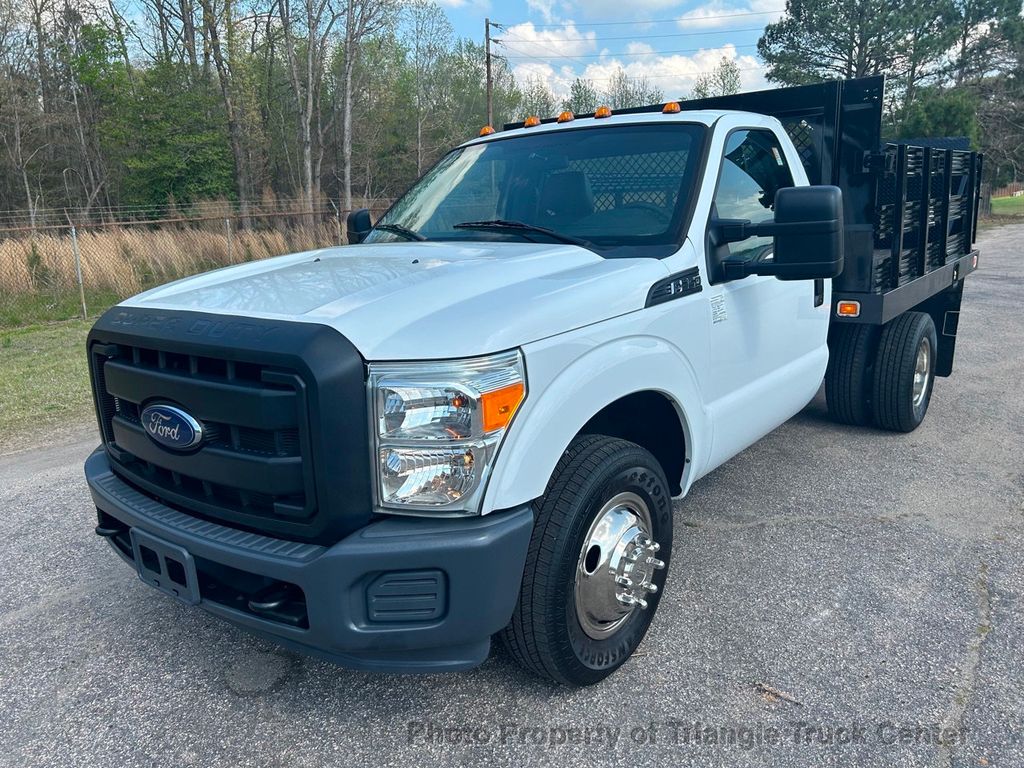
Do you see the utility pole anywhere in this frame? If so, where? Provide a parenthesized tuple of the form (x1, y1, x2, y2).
(485, 17, 493, 128)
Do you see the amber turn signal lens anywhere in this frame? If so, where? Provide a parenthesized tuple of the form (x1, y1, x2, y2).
(836, 301, 861, 318)
(662, 101, 681, 114)
(557, 110, 574, 123)
(481, 382, 525, 433)
(594, 105, 613, 119)
(524, 115, 542, 128)
(479, 125, 495, 136)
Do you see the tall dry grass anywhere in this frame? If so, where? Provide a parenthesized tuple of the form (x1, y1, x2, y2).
(0, 222, 341, 299)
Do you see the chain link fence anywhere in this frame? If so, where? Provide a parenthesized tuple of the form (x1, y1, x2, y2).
(0, 207, 390, 328)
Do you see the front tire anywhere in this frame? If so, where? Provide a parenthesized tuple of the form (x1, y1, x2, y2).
(500, 435, 673, 686)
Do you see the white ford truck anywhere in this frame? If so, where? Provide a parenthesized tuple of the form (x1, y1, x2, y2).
(85, 77, 981, 685)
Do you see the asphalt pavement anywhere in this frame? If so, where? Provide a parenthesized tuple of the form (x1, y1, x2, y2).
(1, 224, 1022, 767)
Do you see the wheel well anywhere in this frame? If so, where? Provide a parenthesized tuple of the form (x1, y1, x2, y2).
(579, 391, 686, 495)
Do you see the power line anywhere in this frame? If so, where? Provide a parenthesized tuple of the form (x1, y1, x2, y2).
(498, 26, 768, 44)
(493, 34, 595, 70)
(501, 56, 765, 83)
(492, 30, 766, 83)
(519, 9, 784, 28)
(498, 41, 760, 60)
(582, 65, 764, 83)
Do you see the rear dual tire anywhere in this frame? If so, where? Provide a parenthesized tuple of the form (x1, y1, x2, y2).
(825, 311, 937, 432)
(871, 311, 937, 432)
(825, 323, 880, 426)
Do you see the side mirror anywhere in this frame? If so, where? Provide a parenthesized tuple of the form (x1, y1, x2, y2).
(346, 208, 372, 244)
(714, 185, 844, 281)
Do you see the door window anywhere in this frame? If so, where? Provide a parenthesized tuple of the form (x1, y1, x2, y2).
(713, 129, 794, 262)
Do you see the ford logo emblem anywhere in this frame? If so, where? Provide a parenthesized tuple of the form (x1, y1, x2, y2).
(140, 404, 204, 451)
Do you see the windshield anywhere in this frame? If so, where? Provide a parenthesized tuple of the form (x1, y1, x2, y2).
(366, 123, 706, 258)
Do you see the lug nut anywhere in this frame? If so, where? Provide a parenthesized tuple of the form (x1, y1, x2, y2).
(650, 542, 661, 552)
(647, 557, 666, 569)
(615, 576, 633, 587)
(643, 582, 658, 594)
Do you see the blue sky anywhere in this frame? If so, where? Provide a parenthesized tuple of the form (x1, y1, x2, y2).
(436, 0, 782, 100)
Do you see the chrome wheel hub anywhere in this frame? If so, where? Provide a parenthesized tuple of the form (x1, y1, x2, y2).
(574, 491, 665, 640)
(912, 337, 931, 408)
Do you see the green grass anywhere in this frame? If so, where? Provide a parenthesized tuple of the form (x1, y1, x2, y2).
(0, 289, 123, 329)
(0, 318, 94, 453)
(991, 195, 1024, 217)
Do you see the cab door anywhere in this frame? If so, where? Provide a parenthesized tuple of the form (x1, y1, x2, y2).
(693, 121, 831, 471)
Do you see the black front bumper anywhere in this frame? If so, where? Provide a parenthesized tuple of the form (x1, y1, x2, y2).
(86, 449, 534, 673)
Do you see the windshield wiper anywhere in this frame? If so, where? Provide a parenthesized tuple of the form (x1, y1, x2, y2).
(453, 219, 593, 249)
(373, 223, 428, 241)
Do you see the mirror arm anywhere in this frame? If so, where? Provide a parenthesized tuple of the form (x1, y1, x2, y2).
(709, 218, 752, 246)
(721, 258, 781, 281)
(712, 217, 841, 247)
(754, 219, 839, 236)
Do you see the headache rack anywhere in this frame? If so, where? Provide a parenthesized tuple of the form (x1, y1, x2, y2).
(508, 76, 983, 326)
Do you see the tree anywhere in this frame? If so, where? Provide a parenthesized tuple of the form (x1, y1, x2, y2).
(6, 0, 1016, 224)
(199, 0, 254, 226)
(278, 0, 343, 217)
(896, 87, 979, 145)
(431, 40, 521, 140)
(519, 75, 556, 118)
(757, 0, 971, 126)
(949, 0, 1021, 85)
(120, 62, 235, 207)
(603, 67, 662, 109)
(691, 57, 741, 99)
(757, 0, 953, 85)
(562, 77, 597, 113)
(0, 74, 47, 226)
(63, 21, 123, 215)
(404, 1, 451, 174)
(973, 15, 1024, 184)
(339, 0, 397, 209)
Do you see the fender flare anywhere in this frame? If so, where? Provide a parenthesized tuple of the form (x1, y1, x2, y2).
(482, 335, 709, 514)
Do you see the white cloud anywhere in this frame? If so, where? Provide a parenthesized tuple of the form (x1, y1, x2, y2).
(435, 0, 491, 8)
(676, 0, 784, 30)
(525, 0, 557, 23)
(513, 44, 769, 104)
(569, 0, 693, 13)
(499, 20, 598, 60)
(625, 41, 655, 55)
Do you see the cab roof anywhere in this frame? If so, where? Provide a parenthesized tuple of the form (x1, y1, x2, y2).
(464, 108, 752, 148)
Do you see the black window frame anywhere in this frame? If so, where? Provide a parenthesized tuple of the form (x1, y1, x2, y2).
(705, 126, 796, 284)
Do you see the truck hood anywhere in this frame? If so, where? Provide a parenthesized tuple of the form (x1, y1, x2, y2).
(123, 241, 670, 360)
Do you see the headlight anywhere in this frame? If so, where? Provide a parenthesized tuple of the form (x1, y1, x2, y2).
(368, 350, 526, 514)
